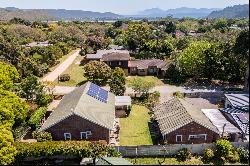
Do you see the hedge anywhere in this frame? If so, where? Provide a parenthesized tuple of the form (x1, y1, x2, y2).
(28, 107, 47, 129)
(14, 141, 120, 160)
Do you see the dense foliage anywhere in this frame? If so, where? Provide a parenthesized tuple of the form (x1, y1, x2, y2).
(0, 62, 19, 91)
(109, 67, 126, 96)
(32, 132, 52, 142)
(28, 107, 47, 130)
(14, 141, 120, 160)
(83, 61, 112, 86)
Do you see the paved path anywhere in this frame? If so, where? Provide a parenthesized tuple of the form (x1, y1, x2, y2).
(42, 50, 80, 82)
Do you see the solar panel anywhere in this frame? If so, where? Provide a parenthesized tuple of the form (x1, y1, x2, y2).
(87, 83, 108, 103)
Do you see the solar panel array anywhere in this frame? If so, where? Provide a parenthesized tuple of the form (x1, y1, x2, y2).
(87, 83, 108, 103)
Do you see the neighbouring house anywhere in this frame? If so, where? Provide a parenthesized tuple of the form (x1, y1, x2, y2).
(128, 59, 172, 77)
(187, 30, 202, 38)
(174, 30, 186, 37)
(39, 82, 116, 143)
(115, 96, 132, 118)
(96, 157, 132, 165)
(153, 98, 220, 144)
(86, 49, 130, 75)
(102, 52, 131, 75)
(221, 108, 249, 142)
(86, 49, 171, 77)
(224, 94, 249, 111)
(24, 41, 52, 48)
(202, 109, 242, 142)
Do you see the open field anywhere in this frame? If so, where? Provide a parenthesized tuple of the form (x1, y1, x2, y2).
(119, 105, 153, 146)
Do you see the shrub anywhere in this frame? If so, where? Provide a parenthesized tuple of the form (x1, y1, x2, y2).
(203, 148, 214, 162)
(28, 107, 47, 130)
(176, 148, 192, 161)
(237, 147, 249, 162)
(228, 149, 240, 163)
(32, 132, 52, 142)
(215, 139, 233, 160)
(173, 91, 184, 98)
(58, 74, 70, 82)
(14, 141, 119, 160)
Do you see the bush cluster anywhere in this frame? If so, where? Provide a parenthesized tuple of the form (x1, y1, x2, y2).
(58, 74, 71, 82)
(203, 148, 214, 162)
(28, 107, 47, 130)
(32, 132, 52, 142)
(14, 141, 120, 160)
(176, 148, 192, 161)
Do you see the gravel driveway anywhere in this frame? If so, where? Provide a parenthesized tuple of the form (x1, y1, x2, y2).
(42, 50, 80, 82)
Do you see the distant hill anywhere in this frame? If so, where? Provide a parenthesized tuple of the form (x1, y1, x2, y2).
(0, 7, 122, 21)
(0, 8, 54, 21)
(137, 7, 221, 18)
(208, 4, 249, 19)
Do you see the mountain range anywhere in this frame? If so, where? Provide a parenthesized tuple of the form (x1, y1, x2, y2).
(208, 4, 249, 19)
(137, 7, 221, 18)
(0, 4, 249, 21)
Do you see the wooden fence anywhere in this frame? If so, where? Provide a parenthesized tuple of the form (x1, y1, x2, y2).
(115, 142, 249, 157)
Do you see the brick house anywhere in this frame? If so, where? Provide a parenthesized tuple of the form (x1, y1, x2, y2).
(128, 59, 172, 77)
(153, 98, 220, 144)
(86, 49, 171, 77)
(39, 82, 116, 143)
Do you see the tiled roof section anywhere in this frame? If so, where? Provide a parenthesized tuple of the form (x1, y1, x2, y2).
(225, 94, 249, 111)
(39, 82, 115, 132)
(128, 59, 172, 70)
(153, 98, 219, 135)
(102, 52, 130, 61)
(202, 109, 241, 134)
(86, 49, 130, 60)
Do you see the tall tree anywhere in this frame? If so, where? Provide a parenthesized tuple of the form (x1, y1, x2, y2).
(0, 62, 19, 91)
(83, 61, 111, 86)
(109, 68, 126, 96)
(234, 29, 249, 92)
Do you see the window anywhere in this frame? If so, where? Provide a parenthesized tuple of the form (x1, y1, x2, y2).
(81, 131, 92, 140)
(188, 134, 207, 140)
(109, 62, 112, 65)
(64, 133, 71, 140)
(118, 61, 122, 66)
(176, 135, 182, 142)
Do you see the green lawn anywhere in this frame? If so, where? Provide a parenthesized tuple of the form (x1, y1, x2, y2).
(119, 105, 153, 146)
(126, 157, 248, 165)
(126, 76, 165, 86)
(53, 56, 87, 87)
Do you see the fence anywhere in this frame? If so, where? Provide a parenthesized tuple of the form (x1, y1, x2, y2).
(115, 142, 249, 157)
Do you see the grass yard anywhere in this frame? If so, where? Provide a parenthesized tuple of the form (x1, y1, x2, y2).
(126, 76, 165, 86)
(53, 55, 87, 87)
(126, 157, 248, 165)
(119, 105, 153, 146)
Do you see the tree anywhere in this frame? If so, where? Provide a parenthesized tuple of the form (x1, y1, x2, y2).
(0, 62, 19, 91)
(234, 29, 249, 92)
(165, 21, 176, 34)
(109, 68, 126, 96)
(128, 77, 156, 96)
(83, 61, 112, 86)
(124, 23, 153, 51)
(16, 75, 52, 107)
(213, 18, 228, 30)
(0, 125, 17, 165)
(0, 89, 29, 127)
(178, 40, 211, 77)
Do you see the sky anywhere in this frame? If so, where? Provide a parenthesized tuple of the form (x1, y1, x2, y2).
(0, 0, 249, 15)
